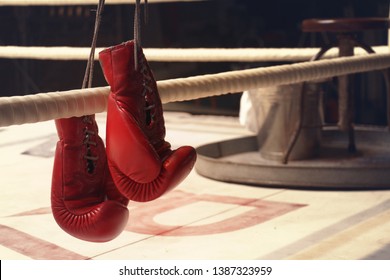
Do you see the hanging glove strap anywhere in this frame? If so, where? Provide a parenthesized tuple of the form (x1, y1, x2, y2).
(82, 0, 106, 89)
(134, 0, 148, 70)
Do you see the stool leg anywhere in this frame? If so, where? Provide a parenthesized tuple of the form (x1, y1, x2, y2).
(355, 41, 375, 54)
(282, 83, 306, 164)
(311, 44, 333, 61)
(382, 68, 390, 129)
(356, 42, 390, 130)
(354, 40, 390, 130)
(338, 35, 356, 153)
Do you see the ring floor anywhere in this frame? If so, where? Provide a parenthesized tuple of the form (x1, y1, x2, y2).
(1, 111, 390, 260)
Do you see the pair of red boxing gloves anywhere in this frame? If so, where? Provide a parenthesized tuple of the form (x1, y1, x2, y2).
(51, 41, 197, 242)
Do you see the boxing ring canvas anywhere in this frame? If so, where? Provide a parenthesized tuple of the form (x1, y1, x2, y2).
(2, 0, 390, 261)
(1, 111, 390, 260)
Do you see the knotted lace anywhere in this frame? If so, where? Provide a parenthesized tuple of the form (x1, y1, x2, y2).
(82, 116, 99, 173)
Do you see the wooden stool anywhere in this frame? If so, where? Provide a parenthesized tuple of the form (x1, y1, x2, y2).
(301, 18, 390, 153)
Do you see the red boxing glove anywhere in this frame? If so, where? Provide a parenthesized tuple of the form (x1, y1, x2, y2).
(51, 116, 129, 242)
(99, 41, 196, 202)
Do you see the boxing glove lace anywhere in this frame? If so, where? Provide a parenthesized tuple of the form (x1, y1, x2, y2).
(99, 41, 196, 202)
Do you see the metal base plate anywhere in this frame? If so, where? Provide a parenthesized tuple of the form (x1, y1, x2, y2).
(195, 127, 390, 190)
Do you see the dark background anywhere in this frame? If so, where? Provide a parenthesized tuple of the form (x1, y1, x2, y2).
(1, 0, 389, 123)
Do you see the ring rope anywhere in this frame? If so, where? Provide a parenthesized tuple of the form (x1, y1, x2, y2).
(0, 0, 200, 6)
(0, 45, 389, 62)
(1, 52, 390, 127)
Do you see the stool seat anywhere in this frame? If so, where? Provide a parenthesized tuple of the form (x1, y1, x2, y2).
(302, 17, 390, 33)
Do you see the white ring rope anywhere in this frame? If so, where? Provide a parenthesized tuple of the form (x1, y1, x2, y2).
(1, 52, 390, 127)
(1, 45, 389, 62)
(0, 0, 203, 6)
